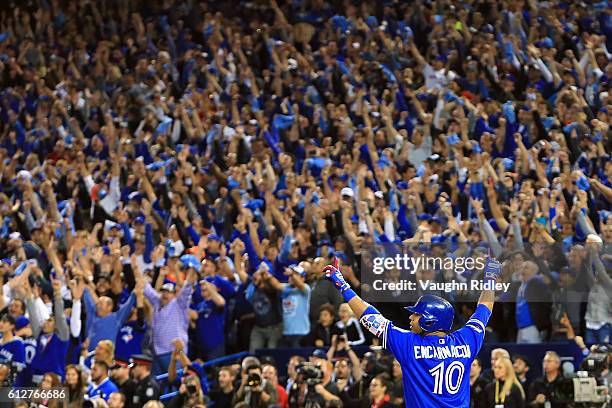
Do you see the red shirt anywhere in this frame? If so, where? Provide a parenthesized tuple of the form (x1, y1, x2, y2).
(276, 384, 289, 408)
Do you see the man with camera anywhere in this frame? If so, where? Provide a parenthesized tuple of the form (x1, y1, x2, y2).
(234, 356, 278, 408)
(288, 350, 341, 407)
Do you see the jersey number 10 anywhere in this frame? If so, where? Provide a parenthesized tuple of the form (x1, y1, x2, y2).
(429, 361, 465, 395)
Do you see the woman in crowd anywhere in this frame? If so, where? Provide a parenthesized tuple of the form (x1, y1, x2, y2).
(366, 373, 396, 408)
(484, 357, 525, 408)
(34, 372, 63, 408)
(64, 364, 87, 408)
(335, 302, 366, 346)
(390, 359, 404, 406)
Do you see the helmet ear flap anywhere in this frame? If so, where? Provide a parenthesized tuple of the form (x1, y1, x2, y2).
(419, 315, 437, 331)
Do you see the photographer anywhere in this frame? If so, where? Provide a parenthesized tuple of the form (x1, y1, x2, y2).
(527, 351, 563, 408)
(167, 367, 207, 408)
(234, 356, 278, 408)
(327, 334, 363, 391)
(288, 351, 340, 407)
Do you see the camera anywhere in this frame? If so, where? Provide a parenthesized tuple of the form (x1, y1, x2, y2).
(83, 397, 102, 408)
(296, 362, 323, 386)
(186, 383, 198, 395)
(552, 345, 610, 406)
(246, 372, 262, 388)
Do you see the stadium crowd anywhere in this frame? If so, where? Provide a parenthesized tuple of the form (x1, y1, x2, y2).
(0, 0, 611, 406)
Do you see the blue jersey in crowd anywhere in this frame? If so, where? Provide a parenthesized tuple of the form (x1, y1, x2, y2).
(0, 337, 26, 374)
(86, 377, 118, 401)
(281, 284, 311, 336)
(115, 320, 147, 361)
(192, 299, 225, 351)
(364, 304, 491, 407)
(14, 336, 36, 386)
(30, 333, 69, 381)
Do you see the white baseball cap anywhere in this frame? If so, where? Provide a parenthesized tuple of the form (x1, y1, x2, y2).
(341, 187, 354, 197)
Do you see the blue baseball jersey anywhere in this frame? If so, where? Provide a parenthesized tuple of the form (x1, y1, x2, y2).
(14, 336, 36, 386)
(86, 377, 119, 401)
(0, 337, 26, 372)
(362, 304, 491, 408)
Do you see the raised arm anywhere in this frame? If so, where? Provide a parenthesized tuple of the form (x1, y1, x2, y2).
(52, 279, 69, 341)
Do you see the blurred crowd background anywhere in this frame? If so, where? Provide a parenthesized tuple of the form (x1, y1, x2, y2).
(0, 0, 610, 406)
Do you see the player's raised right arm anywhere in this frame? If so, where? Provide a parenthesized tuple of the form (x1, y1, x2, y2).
(477, 256, 502, 312)
(323, 258, 390, 341)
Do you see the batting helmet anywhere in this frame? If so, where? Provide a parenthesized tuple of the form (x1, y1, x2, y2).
(405, 295, 454, 332)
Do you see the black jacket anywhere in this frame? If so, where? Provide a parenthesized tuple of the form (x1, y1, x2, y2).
(509, 277, 553, 334)
(485, 380, 525, 408)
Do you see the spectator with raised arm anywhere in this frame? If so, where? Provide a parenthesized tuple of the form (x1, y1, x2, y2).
(142, 254, 197, 376)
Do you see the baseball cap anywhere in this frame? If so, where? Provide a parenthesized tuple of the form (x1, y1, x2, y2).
(160, 283, 176, 293)
(418, 213, 432, 222)
(207, 233, 222, 242)
(341, 187, 354, 197)
(15, 316, 30, 331)
(311, 349, 327, 360)
(288, 264, 306, 278)
(374, 191, 384, 199)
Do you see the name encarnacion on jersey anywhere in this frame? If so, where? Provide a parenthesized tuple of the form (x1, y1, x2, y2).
(413, 345, 471, 359)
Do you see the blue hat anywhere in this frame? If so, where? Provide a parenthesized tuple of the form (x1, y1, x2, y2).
(179, 254, 201, 271)
(128, 192, 143, 202)
(535, 37, 554, 48)
(244, 199, 264, 211)
(405, 294, 454, 332)
(418, 213, 432, 222)
(15, 316, 30, 331)
(311, 349, 327, 360)
(134, 215, 146, 224)
(397, 181, 410, 190)
(482, 24, 494, 34)
(207, 233, 222, 242)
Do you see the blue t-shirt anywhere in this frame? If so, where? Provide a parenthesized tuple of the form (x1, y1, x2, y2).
(192, 299, 225, 350)
(363, 304, 491, 408)
(281, 284, 311, 336)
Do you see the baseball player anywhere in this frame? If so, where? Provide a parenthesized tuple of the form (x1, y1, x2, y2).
(323, 255, 502, 408)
